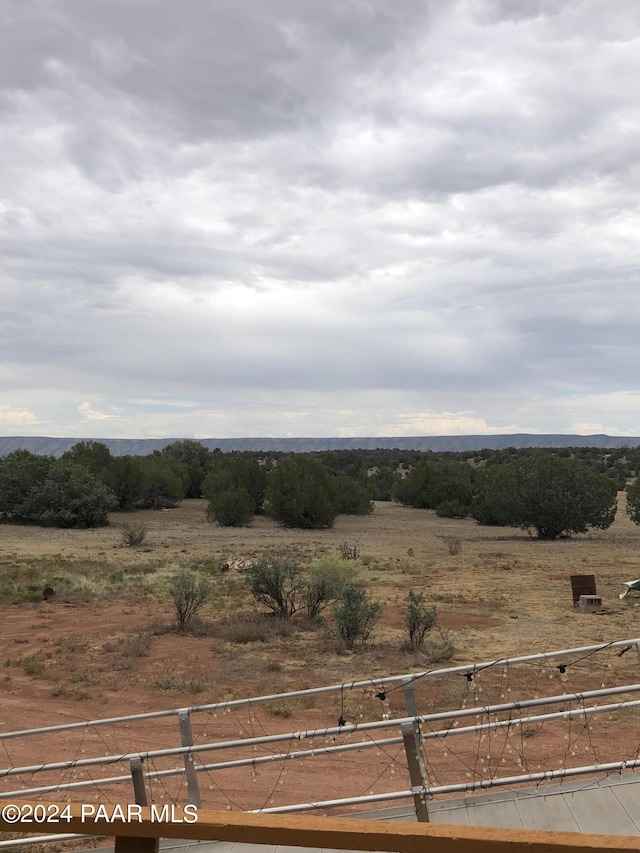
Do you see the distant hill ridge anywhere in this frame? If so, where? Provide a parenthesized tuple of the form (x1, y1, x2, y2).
(1, 434, 639, 458)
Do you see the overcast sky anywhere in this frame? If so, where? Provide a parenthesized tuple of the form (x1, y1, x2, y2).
(2, 0, 640, 440)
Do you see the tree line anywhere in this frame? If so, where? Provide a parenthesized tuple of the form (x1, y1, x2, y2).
(1, 439, 639, 538)
(0, 441, 373, 529)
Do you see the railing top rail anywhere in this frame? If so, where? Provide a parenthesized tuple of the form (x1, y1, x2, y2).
(1, 637, 638, 741)
(2, 682, 639, 781)
(4, 694, 640, 801)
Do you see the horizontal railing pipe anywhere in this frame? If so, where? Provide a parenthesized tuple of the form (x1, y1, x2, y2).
(5, 692, 640, 802)
(1, 638, 637, 742)
(3, 683, 640, 783)
(0, 735, 404, 799)
(421, 696, 640, 741)
(255, 759, 640, 814)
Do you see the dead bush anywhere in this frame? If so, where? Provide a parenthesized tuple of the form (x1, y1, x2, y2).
(421, 628, 456, 663)
(443, 535, 462, 555)
(120, 521, 148, 548)
(216, 614, 294, 644)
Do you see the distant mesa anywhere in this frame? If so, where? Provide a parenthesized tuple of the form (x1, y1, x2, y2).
(0, 433, 639, 458)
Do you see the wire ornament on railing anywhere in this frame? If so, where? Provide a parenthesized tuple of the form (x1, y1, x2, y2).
(1, 637, 639, 819)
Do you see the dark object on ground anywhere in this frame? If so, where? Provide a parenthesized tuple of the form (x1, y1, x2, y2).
(42, 586, 55, 601)
(570, 574, 596, 606)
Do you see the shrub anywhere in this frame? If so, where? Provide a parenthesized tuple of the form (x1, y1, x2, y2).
(304, 555, 361, 619)
(118, 632, 152, 659)
(120, 521, 148, 547)
(100, 456, 145, 511)
(626, 478, 640, 525)
(216, 613, 295, 644)
(334, 475, 374, 515)
(206, 487, 253, 527)
(267, 700, 292, 718)
(473, 455, 617, 539)
(169, 571, 212, 630)
(436, 500, 469, 518)
(304, 574, 338, 620)
(404, 591, 437, 650)
(245, 558, 305, 618)
(0, 450, 53, 517)
(421, 627, 456, 663)
(137, 455, 186, 509)
(182, 617, 218, 637)
(153, 674, 207, 693)
(161, 439, 217, 498)
(104, 453, 186, 511)
(62, 441, 112, 475)
(443, 535, 462, 555)
(19, 655, 46, 678)
(334, 585, 381, 649)
(218, 615, 274, 644)
(9, 459, 117, 528)
(107, 631, 153, 669)
(368, 465, 398, 501)
(393, 461, 474, 511)
(305, 570, 339, 620)
(338, 541, 360, 560)
(265, 455, 339, 529)
(202, 457, 267, 514)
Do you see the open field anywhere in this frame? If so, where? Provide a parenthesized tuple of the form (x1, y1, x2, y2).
(2, 497, 640, 815)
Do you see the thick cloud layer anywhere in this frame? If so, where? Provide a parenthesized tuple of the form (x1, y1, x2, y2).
(2, 0, 639, 438)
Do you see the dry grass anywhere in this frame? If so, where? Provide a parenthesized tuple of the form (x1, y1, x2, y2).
(1, 495, 640, 710)
(3, 496, 640, 817)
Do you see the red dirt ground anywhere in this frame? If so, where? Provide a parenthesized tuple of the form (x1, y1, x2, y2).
(2, 498, 640, 842)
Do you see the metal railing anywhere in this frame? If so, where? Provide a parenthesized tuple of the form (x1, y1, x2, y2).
(1, 636, 639, 848)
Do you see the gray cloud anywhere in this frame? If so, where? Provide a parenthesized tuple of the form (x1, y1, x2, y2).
(1, 0, 640, 438)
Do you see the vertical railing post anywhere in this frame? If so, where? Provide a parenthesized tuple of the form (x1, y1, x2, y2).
(402, 678, 430, 822)
(178, 709, 202, 807)
(120, 756, 159, 853)
(401, 723, 430, 823)
(129, 755, 149, 806)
